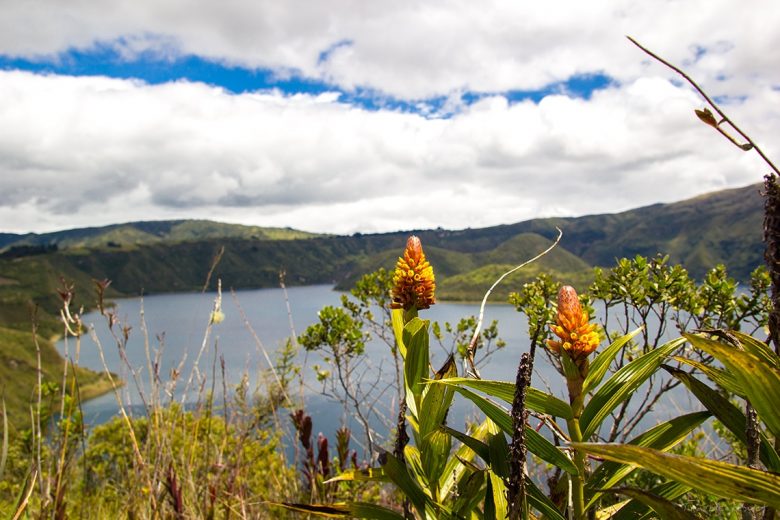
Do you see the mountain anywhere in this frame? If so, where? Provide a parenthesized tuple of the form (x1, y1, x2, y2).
(0, 184, 764, 308)
(0, 182, 766, 428)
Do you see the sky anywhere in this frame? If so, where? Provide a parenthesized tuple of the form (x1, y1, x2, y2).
(1, 1, 779, 236)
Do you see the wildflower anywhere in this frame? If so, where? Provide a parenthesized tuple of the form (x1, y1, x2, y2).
(546, 286, 599, 360)
(391, 235, 436, 310)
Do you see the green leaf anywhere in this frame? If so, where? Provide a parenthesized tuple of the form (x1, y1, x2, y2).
(272, 502, 406, 519)
(586, 411, 711, 508)
(663, 365, 780, 472)
(433, 377, 573, 419)
(672, 356, 743, 396)
(419, 355, 457, 439)
(324, 467, 388, 484)
(573, 443, 780, 509)
(380, 450, 445, 518)
(272, 502, 352, 517)
(485, 471, 508, 520)
(561, 350, 580, 381)
(451, 386, 579, 475)
(440, 425, 489, 462)
(402, 317, 430, 417)
(686, 333, 780, 438)
(527, 478, 566, 520)
(487, 432, 510, 479)
(584, 327, 643, 394)
(610, 480, 691, 520)
(438, 420, 492, 499)
(580, 337, 684, 439)
(392, 308, 406, 358)
(730, 330, 779, 369)
(421, 428, 451, 490)
(403, 445, 430, 495)
(450, 470, 486, 518)
(349, 503, 408, 519)
(606, 488, 703, 520)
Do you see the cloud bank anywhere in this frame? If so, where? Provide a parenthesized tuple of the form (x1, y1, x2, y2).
(0, 1, 779, 233)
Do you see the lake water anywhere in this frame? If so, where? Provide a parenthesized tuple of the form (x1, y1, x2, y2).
(57, 284, 700, 454)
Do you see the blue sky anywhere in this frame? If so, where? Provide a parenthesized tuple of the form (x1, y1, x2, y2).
(0, 1, 778, 234)
(0, 47, 615, 116)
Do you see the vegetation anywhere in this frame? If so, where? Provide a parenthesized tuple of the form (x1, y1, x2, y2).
(1, 39, 778, 520)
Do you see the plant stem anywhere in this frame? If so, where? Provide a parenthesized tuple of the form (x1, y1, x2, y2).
(567, 416, 587, 520)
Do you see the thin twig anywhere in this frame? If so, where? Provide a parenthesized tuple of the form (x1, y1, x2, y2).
(466, 227, 563, 378)
(627, 36, 780, 176)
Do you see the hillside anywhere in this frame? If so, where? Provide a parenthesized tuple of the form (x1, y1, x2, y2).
(0, 182, 766, 428)
(0, 183, 764, 307)
(0, 219, 319, 253)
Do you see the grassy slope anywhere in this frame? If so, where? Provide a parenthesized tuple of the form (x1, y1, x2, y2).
(1, 220, 319, 252)
(0, 326, 113, 428)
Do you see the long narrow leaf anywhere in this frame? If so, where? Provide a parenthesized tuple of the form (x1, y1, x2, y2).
(664, 365, 780, 472)
(325, 467, 388, 484)
(433, 377, 573, 419)
(452, 386, 578, 475)
(272, 502, 406, 519)
(402, 318, 430, 417)
(584, 328, 643, 394)
(607, 488, 702, 520)
(580, 337, 684, 439)
(438, 420, 493, 499)
(574, 443, 780, 509)
(611, 481, 691, 520)
(672, 356, 743, 396)
(392, 308, 406, 357)
(586, 411, 711, 509)
(730, 331, 779, 369)
(419, 355, 457, 439)
(686, 333, 780, 438)
(527, 478, 566, 520)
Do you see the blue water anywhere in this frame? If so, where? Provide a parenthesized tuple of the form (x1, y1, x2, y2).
(58, 285, 700, 457)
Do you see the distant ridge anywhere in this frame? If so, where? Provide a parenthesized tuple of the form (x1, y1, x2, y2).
(0, 182, 764, 330)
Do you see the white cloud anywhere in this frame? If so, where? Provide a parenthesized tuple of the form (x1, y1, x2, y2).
(0, 68, 774, 234)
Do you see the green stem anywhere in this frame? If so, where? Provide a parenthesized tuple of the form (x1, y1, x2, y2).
(567, 376, 587, 520)
(568, 417, 587, 520)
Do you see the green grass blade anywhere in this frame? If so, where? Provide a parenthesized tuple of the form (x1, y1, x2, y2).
(574, 443, 780, 509)
(580, 337, 684, 439)
(432, 377, 573, 419)
(584, 327, 643, 394)
(686, 333, 780, 438)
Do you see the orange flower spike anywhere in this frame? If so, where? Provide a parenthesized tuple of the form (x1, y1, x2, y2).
(546, 286, 600, 359)
(391, 236, 436, 311)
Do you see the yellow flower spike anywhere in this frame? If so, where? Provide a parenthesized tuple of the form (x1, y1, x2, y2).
(391, 235, 436, 311)
(546, 285, 600, 361)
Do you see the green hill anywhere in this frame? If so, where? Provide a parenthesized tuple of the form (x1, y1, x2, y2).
(0, 183, 766, 429)
(0, 219, 319, 253)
